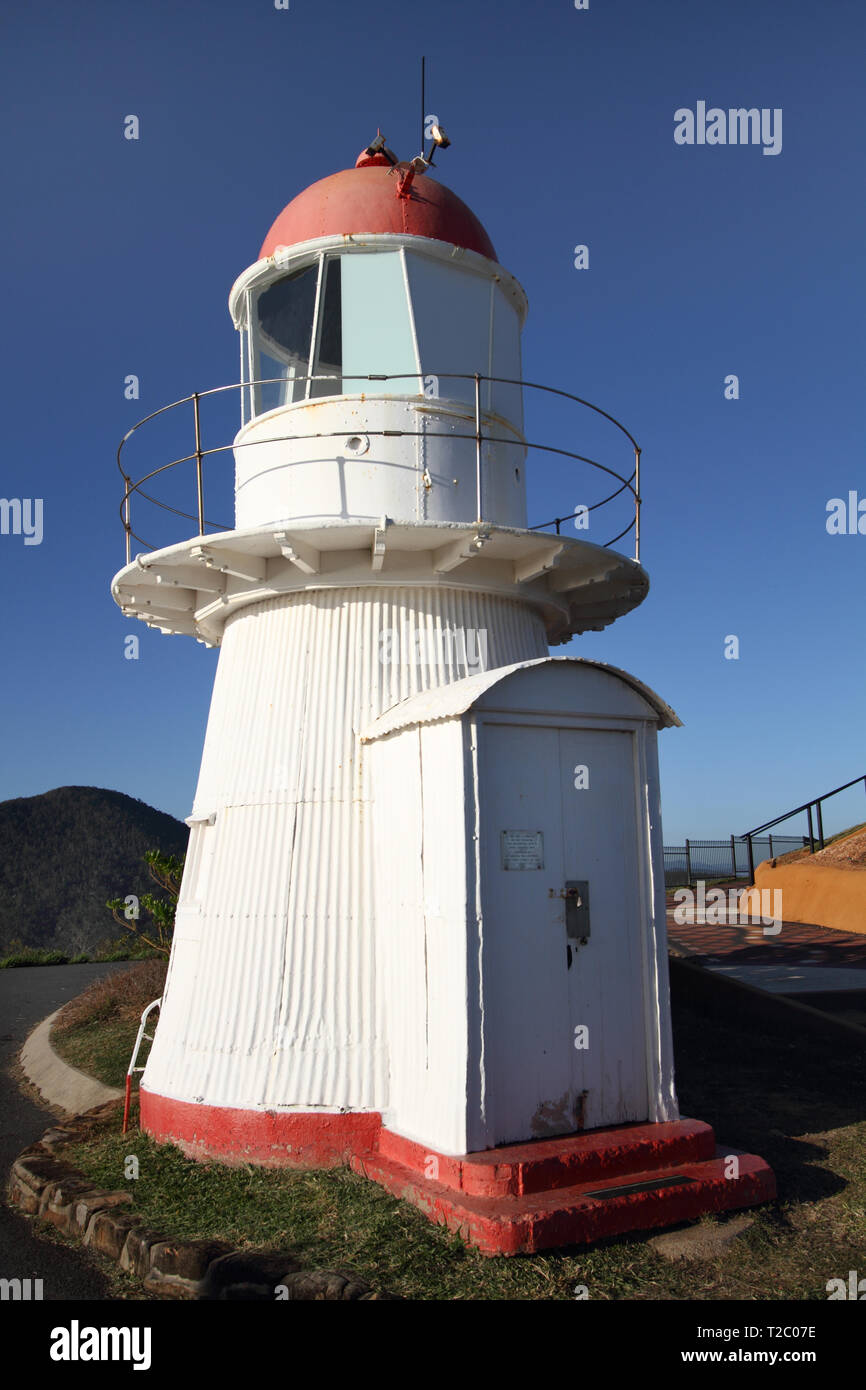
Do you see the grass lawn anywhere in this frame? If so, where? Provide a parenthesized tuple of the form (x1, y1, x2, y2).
(55, 960, 866, 1300)
(51, 1019, 145, 1090)
(51, 959, 166, 1089)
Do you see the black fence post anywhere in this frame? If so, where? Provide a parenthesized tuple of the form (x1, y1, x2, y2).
(816, 799, 825, 850)
(806, 805, 815, 854)
(730, 834, 737, 878)
(747, 834, 755, 885)
(685, 838, 692, 887)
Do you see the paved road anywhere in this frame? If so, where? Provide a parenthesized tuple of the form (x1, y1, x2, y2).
(0, 963, 134, 1300)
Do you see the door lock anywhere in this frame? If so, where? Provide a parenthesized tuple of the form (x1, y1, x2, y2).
(564, 880, 590, 944)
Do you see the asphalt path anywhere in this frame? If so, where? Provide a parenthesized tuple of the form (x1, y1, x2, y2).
(0, 963, 135, 1301)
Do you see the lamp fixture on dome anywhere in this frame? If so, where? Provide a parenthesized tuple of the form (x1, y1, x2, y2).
(364, 130, 398, 165)
(418, 120, 451, 169)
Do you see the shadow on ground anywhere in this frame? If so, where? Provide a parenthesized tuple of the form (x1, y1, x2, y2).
(669, 960, 866, 1207)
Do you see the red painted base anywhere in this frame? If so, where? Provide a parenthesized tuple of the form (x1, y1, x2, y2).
(140, 1089, 381, 1168)
(140, 1091, 775, 1256)
(351, 1120, 776, 1256)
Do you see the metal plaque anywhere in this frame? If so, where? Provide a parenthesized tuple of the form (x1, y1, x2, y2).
(501, 830, 544, 871)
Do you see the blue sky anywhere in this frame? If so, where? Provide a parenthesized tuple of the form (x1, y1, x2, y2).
(1, 0, 863, 842)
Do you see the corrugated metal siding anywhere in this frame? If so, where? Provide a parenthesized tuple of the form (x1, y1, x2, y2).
(370, 730, 426, 1127)
(190, 587, 546, 812)
(370, 720, 471, 1153)
(416, 720, 473, 1149)
(144, 586, 546, 1112)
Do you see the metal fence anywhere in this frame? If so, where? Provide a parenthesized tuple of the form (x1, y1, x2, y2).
(663, 836, 809, 888)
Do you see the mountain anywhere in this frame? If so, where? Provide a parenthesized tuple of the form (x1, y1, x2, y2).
(0, 786, 188, 955)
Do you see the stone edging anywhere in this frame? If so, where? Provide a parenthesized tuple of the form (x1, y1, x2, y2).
(7, 1099, 396, 1301)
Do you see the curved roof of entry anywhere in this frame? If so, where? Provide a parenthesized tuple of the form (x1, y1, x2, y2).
(361, 657, 682, 741)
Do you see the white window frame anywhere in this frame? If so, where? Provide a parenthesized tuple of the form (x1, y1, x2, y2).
(242, 244, 511, 420)
(250, 255, 324, 415)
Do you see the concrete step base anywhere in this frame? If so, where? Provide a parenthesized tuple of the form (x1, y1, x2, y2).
(351, 1119, 775, 1256)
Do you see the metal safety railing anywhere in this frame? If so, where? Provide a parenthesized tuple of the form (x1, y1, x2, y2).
(116, 372, 642, 566)
(122, 997, 161, 1133)
(740, 773, 866, 883)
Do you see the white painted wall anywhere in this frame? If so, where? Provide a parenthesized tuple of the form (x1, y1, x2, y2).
(371, 720, 471, 1152)
(233, 396, 527, 531)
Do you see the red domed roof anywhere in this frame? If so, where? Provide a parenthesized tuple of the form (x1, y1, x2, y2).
(259, 162, 498, 263)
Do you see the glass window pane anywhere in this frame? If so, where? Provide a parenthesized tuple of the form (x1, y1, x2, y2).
(311, 257, 342, 399)
(405, 253, 492, 406)
(257, 350, 302, 413)
(340, 253, 419, 394)
(254, 264, 318, 411)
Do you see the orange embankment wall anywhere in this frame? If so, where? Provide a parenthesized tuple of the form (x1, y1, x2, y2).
(740, 860, 866, 936)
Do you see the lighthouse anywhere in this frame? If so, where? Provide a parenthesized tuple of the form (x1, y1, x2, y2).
(112, 134, 774, 1254)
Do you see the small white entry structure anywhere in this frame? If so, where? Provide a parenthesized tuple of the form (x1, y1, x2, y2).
(364, 657, 680, 1156)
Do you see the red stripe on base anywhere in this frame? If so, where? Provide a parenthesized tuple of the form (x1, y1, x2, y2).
(140, 1089, 381, 1168)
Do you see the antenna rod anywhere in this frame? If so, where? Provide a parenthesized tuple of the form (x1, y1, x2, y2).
(420, 55, 426, 155)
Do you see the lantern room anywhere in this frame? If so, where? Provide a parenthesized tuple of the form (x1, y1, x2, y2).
(227, 152, 527, 530)
(241, 247, 523, 424)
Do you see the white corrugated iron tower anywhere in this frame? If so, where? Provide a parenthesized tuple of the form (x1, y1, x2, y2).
(112, 132, 773, 1252)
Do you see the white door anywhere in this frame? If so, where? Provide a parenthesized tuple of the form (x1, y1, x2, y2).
(480, 721, 648, 1146)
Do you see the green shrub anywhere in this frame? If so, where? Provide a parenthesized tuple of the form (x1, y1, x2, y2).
(106, 848, 183, 958)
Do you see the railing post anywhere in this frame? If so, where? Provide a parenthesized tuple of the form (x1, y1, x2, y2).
(193, 392, 205, 535)
(474, 373, 483, 524)
(816, 799, 825, 850)
(685, 838, 692, 887)
(806, 804, 815, 853)
(634, 446, 641, 563)
(746, 834, 755, 885)
(124, 485, 131, 565)
(730, 834, 737, 878)
(768, 832, 774, 859)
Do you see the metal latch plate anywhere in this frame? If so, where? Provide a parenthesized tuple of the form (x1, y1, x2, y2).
(565, 880, 590, 942)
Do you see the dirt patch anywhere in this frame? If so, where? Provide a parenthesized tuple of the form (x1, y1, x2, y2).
(812, 828, 866, 870)
(775, 826, 866, 872)
(53, 960, 167, 1033)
